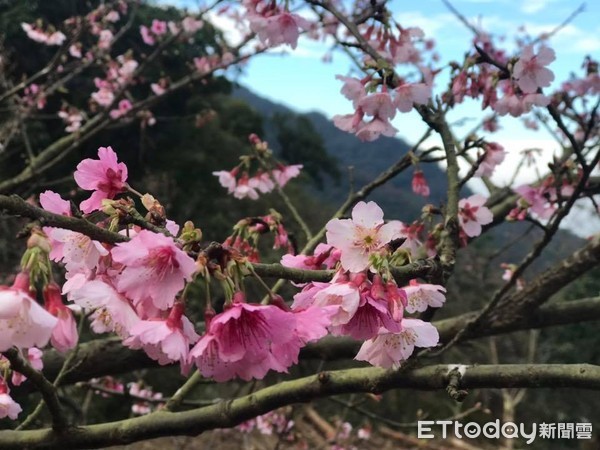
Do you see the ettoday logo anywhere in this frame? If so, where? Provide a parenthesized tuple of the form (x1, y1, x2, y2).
(417, 420, 593, 444)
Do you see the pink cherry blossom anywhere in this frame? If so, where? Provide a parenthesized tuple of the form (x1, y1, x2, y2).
(21, 23, 48, 43)
(336, 75, 366, 107)
(513, 45, 555, 94)
(358, 92, 396, 121)
(393, 82, 431, 112)
(310, 279, 361, 326)
(151, 20, 168, 36)
(0, 380, 21, 420)
(251, 12, 311, 50)
(40, 190, 109, 272)
(140, 25, 155, 45)
(396, 221, 424, 257)
(403, 279, 446, 314)
(151, 83, 166, 96)
(513, 185, 556, 220)
(355, 116, 398, 142)
(326, 201, 403, 272)
(233, 174, 260, 200)
(109, 99, 133, 119)
(252, 171, 276, 194)
(11, 347, 44, 386)
(458, 194, 493, 238)
(44, 283, 78, 353)
(106, 11, 120, 22)
(98, 29, 114, 49)
(333, 111, 366, 135)
(189, 293, 298, 381)
(355, 319, 439, 368)
(68, 279, 140, 337)
(125, 303, 199, 372)
(74, 146, 128, 213)
(281, 243, 340, 271)
(58, 110, 83, 132)
(271, 164, 303, 187)
(91, 86, 115, 107)
(40, 190, 71, 216)
(47, 228, 109, 275)
(332, 291, 401, 340)
(212, 169, 237, 193)
(411, 170, 430, 196)
(48, 31, 67, 46)
(111, 230, 196, 310)
(271, 304, 333, 369)
(182, 17, 203, 34)
(475, 142, 506, 177)
(0, 273, 58, 351)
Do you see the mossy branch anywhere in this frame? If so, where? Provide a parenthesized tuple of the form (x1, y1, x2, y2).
(2, 364, 600, 449)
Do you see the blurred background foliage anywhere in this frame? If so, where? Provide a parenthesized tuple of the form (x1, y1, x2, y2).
(0, 1, 599, 448)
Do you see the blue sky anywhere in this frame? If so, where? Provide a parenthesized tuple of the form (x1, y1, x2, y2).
(225, 0, 598, 142)
(167, 0, 599, 143)
(168, 0, 600, 235)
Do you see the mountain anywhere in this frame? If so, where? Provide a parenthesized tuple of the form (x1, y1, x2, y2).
(232, 86, 448, 221)
(232, 85, 585, 274)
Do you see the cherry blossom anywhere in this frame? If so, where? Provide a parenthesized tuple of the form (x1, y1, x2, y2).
(44, 282, 78, 352)
(189, 293, 298, 381)
(140, 25, 155, 45)
(332, 289, 402, 340)
(309, 279, 361, 326)
(474, 142, 506, 177)
(411, 169, 430, 196)
(281, 243, 340, 272)
(0, 273, 58, 351)
(182, 17, 204, 34)
(74, 146, 128, 213)
(336, 75, 366, 107)
(125, 303, 199, 372)
(403, 280, 446, 314)
(457, 194, 493, 238)
(513, 184, 556, 220)
(109, 99, 133, 119)
(0, 380, 21, 420)
(326, 201, 403, 272)
(68, 279, 140, 337)
(355, 116, 398, 142)
(250, 12, 311, 50)
(513, 45, 555, 94)
(40, 190, 109, 274)
(355, 319, 439, 368)
(393, 82, 431, 112)
(358, 91, 396, 122)
(10, 347, 43, 386)
(271, 164, 303, 187)
(151, 20, 168, 36)
(111, 230, 196, 310)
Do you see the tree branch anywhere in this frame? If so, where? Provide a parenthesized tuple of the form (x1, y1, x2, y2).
(33, 296, 600, 387)
(2, 364, 600, 449)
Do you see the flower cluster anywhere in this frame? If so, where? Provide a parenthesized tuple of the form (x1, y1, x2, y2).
(333, 76, 431, 141)
(244, 1, 312, 50)
(21, 23, 66, 46)
(287, 201, 445, 368)
(0, 147, 456, 417)
(213, 135, 303, 200)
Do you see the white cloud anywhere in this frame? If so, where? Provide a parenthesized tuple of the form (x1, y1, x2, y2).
(204, 10, 248, 47)
(395, 11, 459, 37)
(520, 0, 551, 14)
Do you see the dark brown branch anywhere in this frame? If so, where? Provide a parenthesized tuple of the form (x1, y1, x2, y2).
(0, 194, 127, 244)
(2, 364, 600, 449)
(3, 349, 67, 431)
(35, 296, 600, 386)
